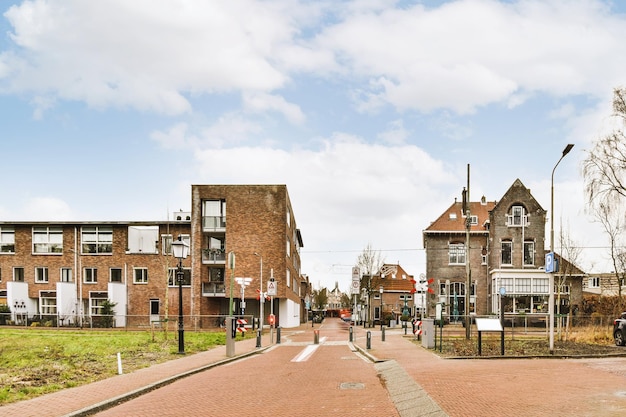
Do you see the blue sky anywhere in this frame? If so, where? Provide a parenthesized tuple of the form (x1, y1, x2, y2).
(1, 0, 626, 290)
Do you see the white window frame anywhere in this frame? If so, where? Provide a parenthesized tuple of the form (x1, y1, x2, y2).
(89, 292, 108, 316)
(40, 293, 57, 315)
(168, 268, 191, 286)
(33, 226, 63, 254)
(523, 241, 535, 266)
(81, 226, 113, 254)
(61, 268, 73, 283)
(110, 268, 123, 283)
(84, 267, 98, 284)
(507, 205, 529, 227)
(589, 277, 600, 288)
(35, 267, 49, 283)
(13, 267, 24, 282)
(448, 243, 466, 265)
(501, 241, 513, 266)
(0, 226, 15, 253)
(162, 234, 173, 255)
(133, 268, 148, 284)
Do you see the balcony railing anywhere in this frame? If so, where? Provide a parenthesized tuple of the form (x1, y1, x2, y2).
(203, 216, 226, 230)
(202, 249, 226, 264)
(202, 282, 225, 297)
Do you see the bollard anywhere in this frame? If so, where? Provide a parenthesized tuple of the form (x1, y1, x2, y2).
(349, 326, 353, 342)
(382, 326, 386, 342)
(256, 329, 262, 348)
(277, 327, 281, 344)
(314, 329, 319, 344)
(366, 331, 371, 349)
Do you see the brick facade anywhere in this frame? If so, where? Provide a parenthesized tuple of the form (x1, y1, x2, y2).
(0, 185, 307, 328)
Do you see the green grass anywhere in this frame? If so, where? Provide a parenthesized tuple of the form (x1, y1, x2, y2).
(0, 328, 240, 405)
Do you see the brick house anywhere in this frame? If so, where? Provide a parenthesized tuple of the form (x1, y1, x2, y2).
(359, 263, 416, 325)
(423, 179, 584, 318)
(0, 184, 306, 328)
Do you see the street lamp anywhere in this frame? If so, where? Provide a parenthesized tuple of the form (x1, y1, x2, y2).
(172, 236, 189, 354)
(549, 143, 574, 354)
(379, 285, 384, 331)
(254, 252, 264, 341)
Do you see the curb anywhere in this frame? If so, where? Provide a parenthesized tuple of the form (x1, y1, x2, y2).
(63, 346, 271, 417)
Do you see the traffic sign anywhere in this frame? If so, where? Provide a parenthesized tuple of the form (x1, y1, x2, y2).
(267, 279, 277, 296)
(351, 266, 360, 295)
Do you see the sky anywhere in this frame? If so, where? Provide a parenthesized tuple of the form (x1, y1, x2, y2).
(1, 0, 626, 292)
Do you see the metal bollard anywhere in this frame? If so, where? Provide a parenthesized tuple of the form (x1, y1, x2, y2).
(256, 329, 262, 348)
(276, 327, 281, 344)
(314, 329, 319, 344)
(366, 331, 371, 349)
(382, 326, 386, 342)
(349, 326, 353, 342)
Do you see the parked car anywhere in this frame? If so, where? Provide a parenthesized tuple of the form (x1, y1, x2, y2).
(613, 312, 626, 346)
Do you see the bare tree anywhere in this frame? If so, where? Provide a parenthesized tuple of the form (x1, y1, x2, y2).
(556, 222, 582, 340)
(355, 243, 385, 326)
(593, 202, 625, 298)
(583, 87, 626, 300)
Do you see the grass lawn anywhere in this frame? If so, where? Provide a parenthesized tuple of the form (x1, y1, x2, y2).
(0, 327, 240, 405)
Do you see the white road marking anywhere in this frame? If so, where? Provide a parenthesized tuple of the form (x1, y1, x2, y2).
(291, 337, 327, 362)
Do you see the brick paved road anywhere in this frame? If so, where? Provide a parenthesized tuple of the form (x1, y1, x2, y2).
(94, 320, 400, 417)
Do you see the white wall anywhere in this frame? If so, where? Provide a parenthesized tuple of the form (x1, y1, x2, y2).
(279, 298, 301, 328)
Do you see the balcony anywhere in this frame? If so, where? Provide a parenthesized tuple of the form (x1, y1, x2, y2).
(203, 216, 226, 231)
(202, 249, 226, 264)
(202, 282, 225, 297)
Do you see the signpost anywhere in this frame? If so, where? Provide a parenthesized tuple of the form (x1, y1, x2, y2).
(351, 267, 360, 324)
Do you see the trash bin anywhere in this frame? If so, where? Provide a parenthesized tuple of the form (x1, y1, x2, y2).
(422, 318, 435, 349)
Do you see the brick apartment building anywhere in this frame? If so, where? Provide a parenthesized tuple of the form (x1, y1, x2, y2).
(423, 179, 584, 319)
(359, 263, 416, 325)
(0, 184, 308, 329)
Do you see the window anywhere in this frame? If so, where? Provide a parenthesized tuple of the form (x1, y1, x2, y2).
(589, 277, 600, 288)
(162, 234, 173, 255)
(89, 292, 108, 315)
(61, 268, 73, 283)
(150, 299, 160, 315)
(40, 292, 57, 315)
(286, 238, 291, 257)
(469, 215, 478, 225)
(507, 205, 528, 227)
(449, 243, 466, 264)
(501, 241, 512, 265)
(110, 268, 122, 283)
(202, 200, 226, 229)
(533, 278, 550, 293)
(133, 268, 148, 284)
(0, 226, 15, 253)
(14, 267, 24, 282)
(500, 278, 514, 293)
(286, 269, 290, 288)
(515, 278, 531, 293)
(128, 226, 158, 254)
(84, 267, 97, 283)
(35, 267, 48, 283)
(168, 268, 191, 286)
(33, 226, 63, 254)
(81, 226, 113, 254)
(208, 267, 224, 283)
(523, 241, 535, 266)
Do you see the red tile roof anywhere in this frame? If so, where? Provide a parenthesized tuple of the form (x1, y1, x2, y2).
(424, 200, 495, 233)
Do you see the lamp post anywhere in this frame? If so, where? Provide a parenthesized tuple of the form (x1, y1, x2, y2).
(254, 252, 264, 337)
(172, 236, 189, 354)
(379, 285, 384, 331)
(549, 143, 574, 354)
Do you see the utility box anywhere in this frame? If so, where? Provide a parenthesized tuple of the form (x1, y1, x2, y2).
(422, 318, 435, 348)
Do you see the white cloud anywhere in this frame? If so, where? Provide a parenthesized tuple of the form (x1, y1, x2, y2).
(191, 135, 457, 288)
(242, 92, 306, 125)
(23, 197, 73, 221)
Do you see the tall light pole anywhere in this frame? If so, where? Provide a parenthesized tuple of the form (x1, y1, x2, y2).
(379, 285, 384, 331)
(549, 143, 574, 353)
(172, 236, 189, 354)
(254, 252, 264, 336)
